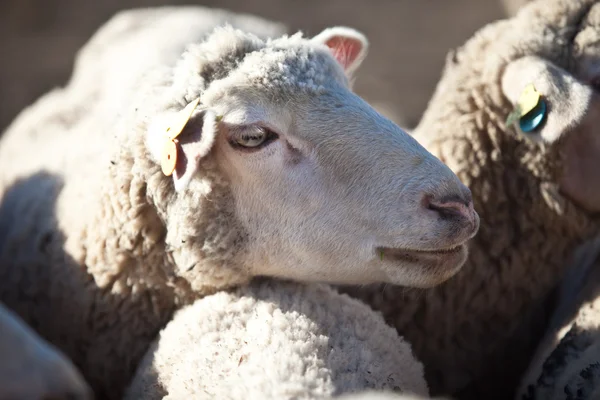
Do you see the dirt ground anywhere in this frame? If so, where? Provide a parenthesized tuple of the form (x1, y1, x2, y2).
(0, 0, 523, 131)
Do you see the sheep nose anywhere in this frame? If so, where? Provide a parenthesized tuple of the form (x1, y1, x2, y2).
(425, 194, 477, 229)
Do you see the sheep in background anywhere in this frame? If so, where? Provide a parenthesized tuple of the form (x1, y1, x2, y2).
(0, 301, 92, 400)
(343, 0, 600, 399)
(516, 237, 600, 399)
(0, 11, 479, 399)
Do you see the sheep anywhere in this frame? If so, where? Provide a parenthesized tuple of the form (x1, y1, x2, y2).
(515, 235, 600, 400)
(125, 279, 430, 400)
(340, 0, 600, 399)
(0, 9, 480, 400)
(0, 301, 92, 400)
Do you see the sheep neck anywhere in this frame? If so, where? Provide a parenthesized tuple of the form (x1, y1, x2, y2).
(80, 123, 249, 306)
(80, 145, 197, 305)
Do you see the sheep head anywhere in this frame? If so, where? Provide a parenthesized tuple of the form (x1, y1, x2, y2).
(500, 2, 600, 219)
(502, 54, 600, 214)
(135, 26, 480, 292)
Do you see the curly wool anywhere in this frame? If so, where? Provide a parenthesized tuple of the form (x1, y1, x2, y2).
(125, 279, 429, 400)
(516, 234, 600, 400)
(343, 1, 600, 398)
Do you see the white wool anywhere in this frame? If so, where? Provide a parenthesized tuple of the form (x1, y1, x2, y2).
(125, 279, 429, 400)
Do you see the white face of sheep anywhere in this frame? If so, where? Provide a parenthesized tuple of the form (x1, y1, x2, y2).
(146, 27, 479, 288)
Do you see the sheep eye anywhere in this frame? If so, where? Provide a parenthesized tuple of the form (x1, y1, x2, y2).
(231, 127, 278, 150)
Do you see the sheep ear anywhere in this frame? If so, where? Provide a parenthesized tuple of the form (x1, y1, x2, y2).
(501, 56, 593, 143)
(312, 26, 368, 76)
(147, 109, 219, 192)
(502, 56, 600, 212)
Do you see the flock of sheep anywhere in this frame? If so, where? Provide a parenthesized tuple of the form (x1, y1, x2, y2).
(1, 0, 600, 399)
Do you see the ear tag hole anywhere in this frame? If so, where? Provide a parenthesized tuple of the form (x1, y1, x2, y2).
(161, 140, 178, 176)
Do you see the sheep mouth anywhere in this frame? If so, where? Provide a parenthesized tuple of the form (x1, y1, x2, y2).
(377, 244, 466, 263)
(376, 243, 469, 286)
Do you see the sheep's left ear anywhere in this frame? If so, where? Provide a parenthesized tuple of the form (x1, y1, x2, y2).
(146, 108, 219, 192)
(312, 26, 368, 77)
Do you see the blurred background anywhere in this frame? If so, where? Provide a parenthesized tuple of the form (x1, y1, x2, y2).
(0, 0, 528, 132)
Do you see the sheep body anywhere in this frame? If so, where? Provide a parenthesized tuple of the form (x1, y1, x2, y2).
(125, 279, 429, 400)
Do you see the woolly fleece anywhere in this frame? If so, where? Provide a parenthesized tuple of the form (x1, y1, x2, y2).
(343, 0, 600, 398)
(516, 235, 600, 400)
(125, 279, 428, 400)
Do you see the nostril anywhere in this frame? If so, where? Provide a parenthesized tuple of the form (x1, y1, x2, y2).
(428, 201, 461, 217)
(421, 194, 434, 210)
(427, 195, 474, 223)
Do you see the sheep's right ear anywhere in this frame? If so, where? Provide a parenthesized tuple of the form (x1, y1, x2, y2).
(146, 108, 219, 192)
(501, 56, 593, 144)
(312, 26, 368, 77)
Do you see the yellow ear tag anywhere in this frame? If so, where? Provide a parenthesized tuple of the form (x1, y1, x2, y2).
(506, 83, 542, 127)
(160, 98, 200, 176)
(166, 97, 201, 141)
(517, 84, 541, 117)
(161, 140, 178, 176)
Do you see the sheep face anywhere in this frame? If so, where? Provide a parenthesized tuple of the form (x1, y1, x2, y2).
(145, 27, 479, 288)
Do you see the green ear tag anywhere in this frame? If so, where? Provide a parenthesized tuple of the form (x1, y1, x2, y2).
(505, 83, 547, 132)
(519, 98, 547, 133)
